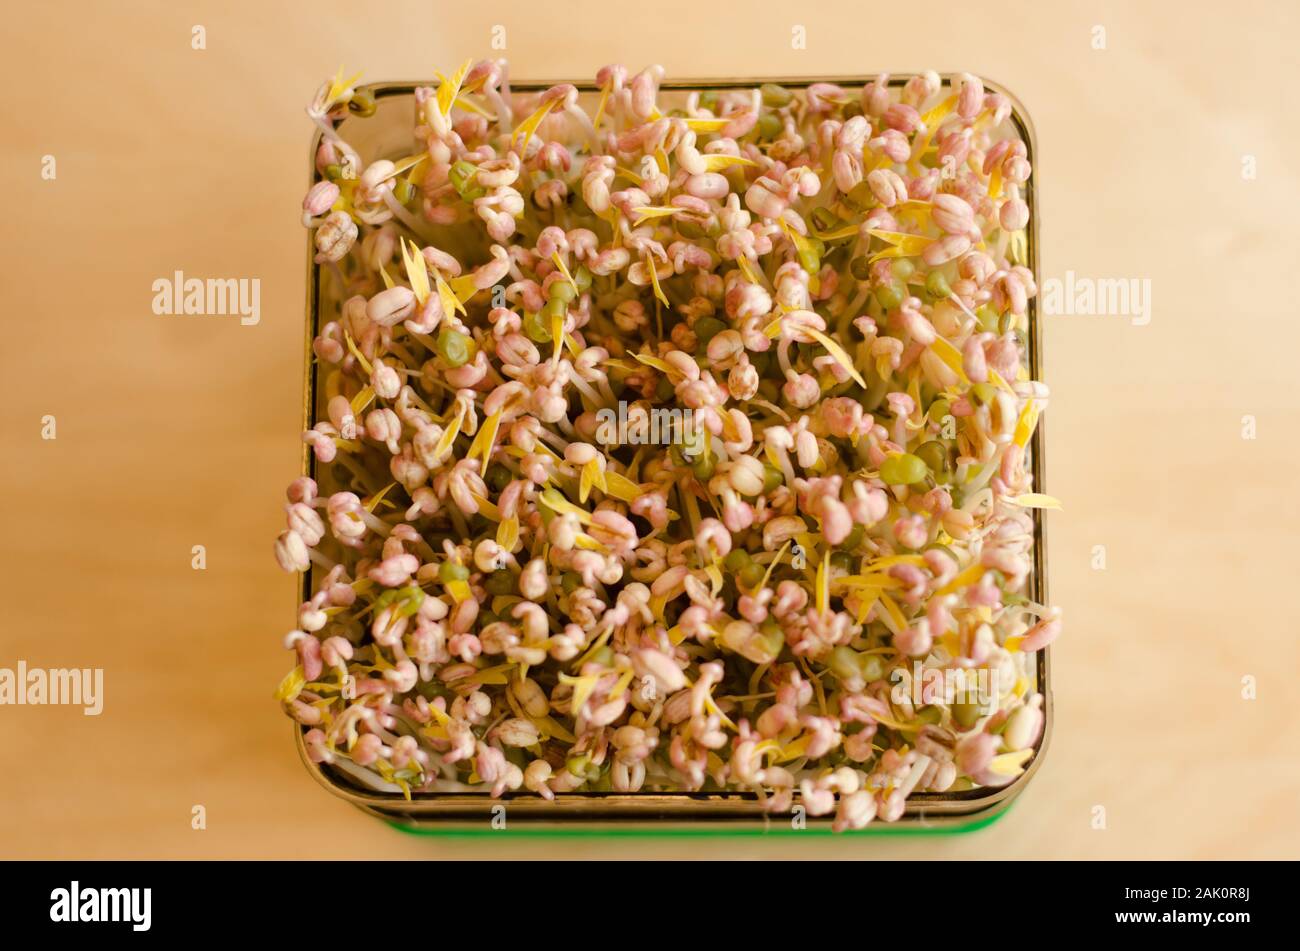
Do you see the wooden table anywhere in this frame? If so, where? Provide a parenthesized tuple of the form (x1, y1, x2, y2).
(2, 0, 1296, 858)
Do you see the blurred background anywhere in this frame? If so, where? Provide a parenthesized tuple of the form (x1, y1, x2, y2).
(1, 0, 1297, 858)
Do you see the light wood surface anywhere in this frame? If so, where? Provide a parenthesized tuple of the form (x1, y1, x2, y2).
(2, 0, 1297, 859)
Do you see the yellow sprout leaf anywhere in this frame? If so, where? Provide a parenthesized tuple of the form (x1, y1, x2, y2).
(867, 228, 932, 262)
(452, 94, 493, 119)
(420, 706, 451, 733)
(420, 722, 449, 742)
(864, 150, 893, 174)
(467, 409, 503, 470)
(1008, 493, 1062, 510)
(615, 165, 645, 186)
(781, 217, 814, 254)
(1008, 229, 1028, 266)
(436, 273, 465, 319)
(435, 59, 472, 119)
(389, 153, 429, 179)
(814, 222, 864, 242)
(507, 686, 535, 725)
(550, 251, 579, 293)
(631, 205, 679, 227)
(539, 487, 594, 525)
(816, 550, 830, 614)
(592, 83, 612, 129)
(550, 309, 565, 368)
(762, 442, 783, 470)
(868, 554, 927, 570)
(471, 492, 501, 521)
(870, 709, 921, 733)
(343, 330, 374, 376)
(448, 273, 479, 305)
(364, 482, 397, 514)
(349, 385, 375, 417)
(431, 403, 466, 464)
(609, 668, 636, 703)
(274, 666, 306, 703)
(919, 94, 957, 130)
(683, 116, 730, 133)
(646, 256, 670, 307)
(908, 95, 957, 174)
(400, 237, 431, 306)
(704, 694, 738, 732)
(630, 350, 677, 377)
(868, 229, 933, 253)
(496, 515, 519, 552)
(804, 327, 867, 389)
(578, 458, 606, 503)
(573, 533, 610, 554)
(1013, 401, 1040, 449)
(870, 245, 926, 263)
(937, 563, 985, 596)
(737, 255, 763, 286)
(512, 96, 558, 152)
(837, 572, 903, 591)
(533, 715, 577, 744)
(378, 264, 395, 290)
(778, 733, 812, 762)
(878, 592, 909, 634)
(757, 540, 791, 593)
(853, 584, 882, 623)
(464, 662, 517, 687)
(559, 673, 600, 718)
(988, 748, 1034, 778)
(530, 440, 565, 464)
(460, 72, 488, 96)
(700, 154, 758, 172)
(326, 67, 363, 108)
(795, 533, 820, 559)
(706, 752, 727, 779)
(929, 336, 969, 383)
(602, 471, 642, 503)
(704, 562, 724, 598)
(569, 627, 614, 672)
(752, 739, 781, 761)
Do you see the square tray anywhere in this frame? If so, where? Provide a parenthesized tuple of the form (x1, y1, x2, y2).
(295, 73, 1050, 834)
